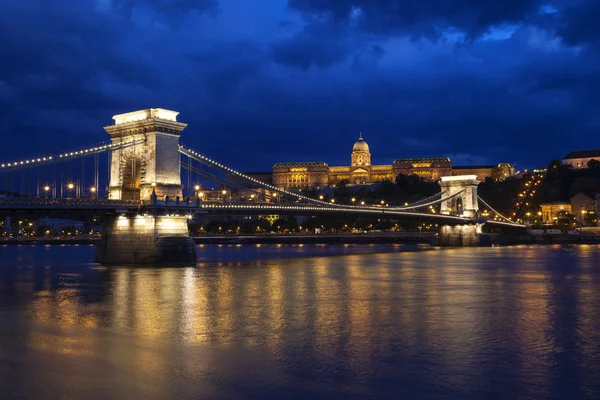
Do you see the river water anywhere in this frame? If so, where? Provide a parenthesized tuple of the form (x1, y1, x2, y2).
(1, 244, 600, 399)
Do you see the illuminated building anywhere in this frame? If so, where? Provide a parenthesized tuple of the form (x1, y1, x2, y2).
(266, 134, 515, 190)
(540, 203, 572, 224)
(452, 164, 515, 182)
(562, 149, 600, 169)
(392, 158, 452, 181)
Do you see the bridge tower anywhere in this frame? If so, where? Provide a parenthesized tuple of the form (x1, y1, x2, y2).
(439, 175, 480, 218)
(104, 108, 187, 201)
(437, 175, 489, 246)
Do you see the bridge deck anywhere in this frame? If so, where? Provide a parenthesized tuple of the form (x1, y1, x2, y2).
(0, 199, 526, 228)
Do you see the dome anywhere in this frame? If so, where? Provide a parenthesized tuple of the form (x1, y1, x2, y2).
(353, 134, 370, 152)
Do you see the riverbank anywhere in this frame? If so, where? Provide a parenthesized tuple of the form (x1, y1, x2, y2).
(192, 232, 437, 245)
(0, 237, 99, 245)
(1, 232, 599, 246)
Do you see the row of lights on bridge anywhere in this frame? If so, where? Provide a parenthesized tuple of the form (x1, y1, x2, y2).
(1, 140, 145, 169)
(41, 184, 96, 193)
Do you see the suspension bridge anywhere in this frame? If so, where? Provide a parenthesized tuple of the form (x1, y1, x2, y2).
(0, 108, 524, 264)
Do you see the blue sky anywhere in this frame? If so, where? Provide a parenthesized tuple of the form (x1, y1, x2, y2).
(0, 0, 598, 171)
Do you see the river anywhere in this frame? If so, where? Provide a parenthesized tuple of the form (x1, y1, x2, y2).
(1, 244, 599, 399)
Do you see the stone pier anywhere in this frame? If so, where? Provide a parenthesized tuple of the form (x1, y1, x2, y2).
(436, 224, 491, 247)
(95, 215, 196, 264)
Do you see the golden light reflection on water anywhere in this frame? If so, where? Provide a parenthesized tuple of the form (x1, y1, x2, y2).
(2, 245, 599, 398)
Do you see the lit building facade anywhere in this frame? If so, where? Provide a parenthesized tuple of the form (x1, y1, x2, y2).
(540, 203, 572, 224)
(265, 134, 515, 190)
(562, 149, 600, 169)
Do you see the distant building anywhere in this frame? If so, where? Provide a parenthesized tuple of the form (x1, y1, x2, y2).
(571, 193, 598, 226)
(540, 203, 572, 224)
(452, 164, 515, 182)
(262, 134, 515, 191)
(392, 158, 452, 181)
(562, 149, 600, 169)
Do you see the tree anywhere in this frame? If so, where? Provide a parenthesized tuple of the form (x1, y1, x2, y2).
(587, 159, 600, 169)
(555, 210, 575, 230)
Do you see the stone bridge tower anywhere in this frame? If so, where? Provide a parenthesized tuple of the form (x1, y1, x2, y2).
(105, 108, 186, 201)
(439, 175, 480, 218)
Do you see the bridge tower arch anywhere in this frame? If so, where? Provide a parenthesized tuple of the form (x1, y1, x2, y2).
(104, 108, 187, 201)
(439, 175, 480, 218)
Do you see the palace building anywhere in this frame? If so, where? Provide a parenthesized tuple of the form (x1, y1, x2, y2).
(242, 134, 515, 190)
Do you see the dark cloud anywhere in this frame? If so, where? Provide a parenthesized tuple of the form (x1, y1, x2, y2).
(555, 0, 600, 47)
(0, 0, 599, 172)
(115, 0, 218, 24)
(272, 35, 349, 70)
(288, 0, 544, 40)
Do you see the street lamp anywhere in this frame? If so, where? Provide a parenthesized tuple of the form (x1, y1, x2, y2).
(250, 194, 255, 200)
(319, 195, 324, 200)
(351, 198, 356, 203)
(90, 187, 97, 199)
(43, 185, 50, 198)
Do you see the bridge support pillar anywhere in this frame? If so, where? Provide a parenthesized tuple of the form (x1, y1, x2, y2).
(95, 215, 196, 265)
(436, 224, 491, 247)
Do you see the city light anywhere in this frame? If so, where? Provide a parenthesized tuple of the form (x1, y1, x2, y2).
(44, 186, 50, 192)
(67, 183, 74, 190)
(90, 187, 97, 192)
(195, 185, 200, 190)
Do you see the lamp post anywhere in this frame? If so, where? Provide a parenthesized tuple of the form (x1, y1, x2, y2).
(90, 187, 97, 199)
(222, 189, 227, 202)
(43, 185, 50, 198)
(67, 183, 74, 199)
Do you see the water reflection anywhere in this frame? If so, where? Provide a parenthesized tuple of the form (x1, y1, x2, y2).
(0, 245, 600, 399)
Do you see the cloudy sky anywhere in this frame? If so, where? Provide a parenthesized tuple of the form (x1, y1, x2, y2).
(0, 0, 598, 171)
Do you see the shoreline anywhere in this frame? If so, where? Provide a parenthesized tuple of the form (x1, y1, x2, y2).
(0, 232, 599, 246)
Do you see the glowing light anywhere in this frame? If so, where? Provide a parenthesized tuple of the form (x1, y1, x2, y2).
(67, 183, 74, 190)
(43, 186, 50, 192)
(90, 187, 97, 193)
(194, 185, 200, 190)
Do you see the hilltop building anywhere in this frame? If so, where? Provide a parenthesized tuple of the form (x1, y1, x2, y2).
(562, 149, 600, 169)
(239, 134, 515, 190)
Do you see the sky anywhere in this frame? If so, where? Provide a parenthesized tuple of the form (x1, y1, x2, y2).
(0, 0, 599, 171)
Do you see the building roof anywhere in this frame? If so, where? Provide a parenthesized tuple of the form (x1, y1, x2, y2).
(570, 192, 597, 200)
(352, 133, 370, 152)
(273, 162, 329, 168)
(393, 157, 451, 163)
(453, 165, 495, 169)
(563, 149, 600, 160)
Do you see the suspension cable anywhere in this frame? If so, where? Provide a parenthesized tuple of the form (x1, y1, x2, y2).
(477, 195, 515, 224)
(0, 138, 146, 173)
